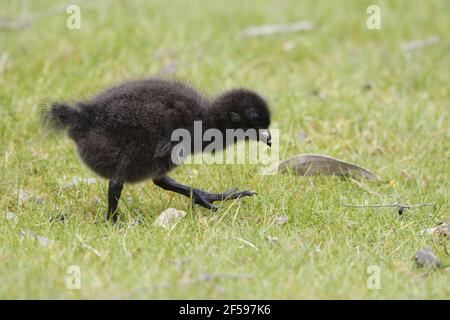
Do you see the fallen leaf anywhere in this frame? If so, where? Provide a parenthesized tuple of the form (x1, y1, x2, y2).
(278, 154, 378, 181)
(154, 207, 187, 229)
(414, 248, 440, 268)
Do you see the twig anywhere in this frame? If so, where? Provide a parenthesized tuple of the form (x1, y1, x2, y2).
(343, 202, 436, 215)
(344, 202, 435, 209)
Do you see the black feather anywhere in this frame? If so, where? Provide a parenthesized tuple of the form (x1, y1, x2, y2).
(41, 101, 80, 131)
(43, 78, 271, 183)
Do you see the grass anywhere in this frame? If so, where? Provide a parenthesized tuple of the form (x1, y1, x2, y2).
(0, 0, 449, 299)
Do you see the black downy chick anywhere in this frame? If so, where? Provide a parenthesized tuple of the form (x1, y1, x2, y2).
(43, 78, 272, 223)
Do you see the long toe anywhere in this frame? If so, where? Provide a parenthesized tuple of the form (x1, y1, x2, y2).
(238, 190, 257, 197)
(204, 189, 257, 203)
(226, 189, 257, 200)
(192, 194, 218, 211)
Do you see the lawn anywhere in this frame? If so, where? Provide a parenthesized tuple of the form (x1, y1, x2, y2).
(0, 0, 448, 299)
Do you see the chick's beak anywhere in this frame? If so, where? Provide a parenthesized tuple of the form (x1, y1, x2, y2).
(259, 129, 272, 147)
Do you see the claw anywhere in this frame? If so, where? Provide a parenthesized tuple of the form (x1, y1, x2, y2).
(241, 190, 257, 196)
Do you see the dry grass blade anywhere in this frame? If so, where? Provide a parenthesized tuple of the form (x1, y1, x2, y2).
(239, 20, 314, 37)
(232, 236, 259, 251)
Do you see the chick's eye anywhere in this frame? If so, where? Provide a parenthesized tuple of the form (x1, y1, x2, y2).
(248, 112, 258, 121)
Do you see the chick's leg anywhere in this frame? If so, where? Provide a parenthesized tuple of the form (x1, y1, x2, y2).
(106, 179, 123, 223)
(153, 176, 255, 210)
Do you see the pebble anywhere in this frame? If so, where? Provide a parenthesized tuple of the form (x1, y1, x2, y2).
(414, 248, 440, 268)
(154, 208, 187, 229)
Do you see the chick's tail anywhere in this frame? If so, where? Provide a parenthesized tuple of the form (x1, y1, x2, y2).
(41, 102, 80, 131)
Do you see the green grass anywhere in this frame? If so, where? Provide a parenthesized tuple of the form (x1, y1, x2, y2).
(0, 0, 449, 299)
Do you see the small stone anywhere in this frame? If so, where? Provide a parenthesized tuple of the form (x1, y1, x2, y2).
(274, 215, 288, 225)
(6, 211, 17, 222)
(154, 208, 187, 229)
(414, 248, 440, 268)
(18, 190, 30, 203)
(18, 189, 43, 205)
